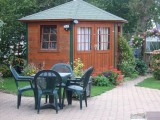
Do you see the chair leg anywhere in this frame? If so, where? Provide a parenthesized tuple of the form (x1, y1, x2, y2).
(37, 94, 41, 114)
(79, 94, 82, 110)
(17, 92, 21, 109)
(58, 88, 61, 107)
(33, 90, 38, 109)
(84, 91, 87, 107)
(55, 96, 58, 114)
(66, 90, 72, 105)
(61, 87, 66, 109)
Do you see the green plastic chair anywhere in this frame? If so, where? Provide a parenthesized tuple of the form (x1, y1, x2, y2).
(10, 66, 35, 109)
(66, 66, 94, 110)
(33, 70, 62, 114)
(50, 63, 74, 108)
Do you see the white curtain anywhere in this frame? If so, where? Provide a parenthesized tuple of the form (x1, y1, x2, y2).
(97, 27, 109, 50)
(77, 27, 91, 51)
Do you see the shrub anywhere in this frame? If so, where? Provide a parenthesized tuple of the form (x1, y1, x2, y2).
(10, 57, 26, 74)
(92, 75, 111, 86)
(0, 64, 11, 77)
(73, 58, 84, 77)
(119, 61, 138, 78)
(135, 58, 148, 75)
(151, 50, 160, 80)
(118, 35, 137, 77)
(131, 35, 143, 48)
(102, 67, 123, 85)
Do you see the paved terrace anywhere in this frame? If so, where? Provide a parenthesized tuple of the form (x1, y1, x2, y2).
(0, 75, 160, 120)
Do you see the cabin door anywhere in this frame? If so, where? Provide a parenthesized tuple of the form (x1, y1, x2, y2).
(74, 24, 113, 73)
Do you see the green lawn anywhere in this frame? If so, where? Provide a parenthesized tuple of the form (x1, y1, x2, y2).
(136, 77, 160, 89)
(0, 77, 114, 97)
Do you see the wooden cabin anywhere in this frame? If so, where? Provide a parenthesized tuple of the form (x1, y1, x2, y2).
(19, 0, 127, 73)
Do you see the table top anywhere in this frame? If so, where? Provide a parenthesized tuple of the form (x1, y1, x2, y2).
(31, 72, 71, 78)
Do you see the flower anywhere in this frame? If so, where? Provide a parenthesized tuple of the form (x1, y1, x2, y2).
(146, 28, 160, 37)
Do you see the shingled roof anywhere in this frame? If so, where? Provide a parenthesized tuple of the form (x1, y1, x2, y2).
(20, 0, 127, 22)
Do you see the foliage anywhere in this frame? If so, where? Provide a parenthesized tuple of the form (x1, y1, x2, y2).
(129, 0, 160, 32)
(10, 57, 26, 74)
(0, 64, 11, 77)
(131, 35, 144, 48)
(151, 50, 160, 80)
(102, 67, 123, 85)
(92, 75, 111, 86)
(87, 0, 137, 33)
(118, 35, 137, 77)
(135, 58, 148, 75)
(73, 58, 84, 77)
(146, 28, 160, 37)
(22, 63, 39, 76)
(0, 0, 38, 64)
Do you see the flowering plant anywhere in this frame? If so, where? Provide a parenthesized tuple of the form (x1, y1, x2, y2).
(102, 66, 123, 85)
(151, 49, 160, 80)
(146, 28, 160, 37)
(73, 58, 84, 77)
(131, 35, 144, 48)
(22, 63, 39, 76)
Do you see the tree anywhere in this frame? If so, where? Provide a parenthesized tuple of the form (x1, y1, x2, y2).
(0, 0, 37, 64)
(129, 0, 160, 32)
(86, 0, 138, 33)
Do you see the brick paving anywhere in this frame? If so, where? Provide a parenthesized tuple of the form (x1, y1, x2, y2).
(0, 75, 160, 120)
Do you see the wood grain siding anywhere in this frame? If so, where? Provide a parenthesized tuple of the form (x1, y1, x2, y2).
(28, 21, 70, 69)
(27, 20, 120, 73)
(73, 21, 115, 73)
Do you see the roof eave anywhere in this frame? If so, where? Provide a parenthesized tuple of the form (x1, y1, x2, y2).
(19, 18, 127, 23)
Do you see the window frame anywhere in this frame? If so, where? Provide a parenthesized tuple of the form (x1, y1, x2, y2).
(40, 25, 58, 52)
(96, 27, 110, 50)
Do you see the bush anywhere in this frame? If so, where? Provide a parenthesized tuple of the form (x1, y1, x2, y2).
(118, 35, 137, 77)
(102, 67, 123, 85)
(73, 58, 84, 77)
(135, 58, 148, 75)
(0, 64, 12, 77)
(151, 50, 160, 80)
(92, 75, 111, 86)
(10, 57, 26, 74)
(132, 35, 143, 48)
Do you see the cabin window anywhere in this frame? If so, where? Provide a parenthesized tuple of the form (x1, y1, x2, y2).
(77, 27, 91, 51)
(118, 25, 121, 33)
(41, 25, 57, 50)
(97, 27, 110, 50)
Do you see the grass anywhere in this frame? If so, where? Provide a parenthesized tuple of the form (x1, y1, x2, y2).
(136, 77, 160, 89)
(91, 85, 114, 96)
(0, 77, 34, 96)
(0, 77, 114, 97)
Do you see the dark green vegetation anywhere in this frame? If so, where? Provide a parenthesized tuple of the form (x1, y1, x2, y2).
(136, 77, 160, 89)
